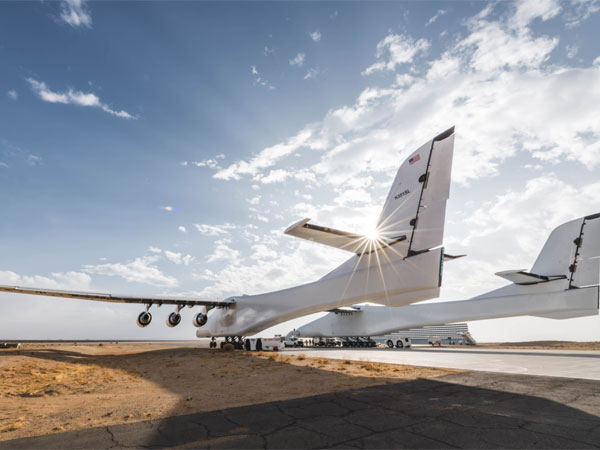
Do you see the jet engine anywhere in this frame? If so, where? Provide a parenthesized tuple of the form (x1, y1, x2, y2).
(137, 311, 152, 327)
(167, 312, 182, 327)
(193, 312, 208, 327)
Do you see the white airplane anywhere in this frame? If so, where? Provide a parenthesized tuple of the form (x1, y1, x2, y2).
(294, 213, 600, 339)
(0, 127, 457, 340)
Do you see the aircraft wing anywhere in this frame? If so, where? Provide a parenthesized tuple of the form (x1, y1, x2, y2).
(0, 285, 232, 308)
(284, 218, 407, 255)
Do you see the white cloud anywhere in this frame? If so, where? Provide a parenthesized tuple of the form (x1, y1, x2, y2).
(251, 244, 278, 260)
(248, 195, 261, 205)
(178, 226, 187, 233)
(426, 9, 447, 26)
(164, 250, 194, 266)
(26, 78, 135, 119)
(190, 158, 221, 169)
(0, 162, 8, 168)
(59, 0, 92, 28)
(0, 270, 92, 290)
(566, 44, 579, 59)
(147, 246, 162, 254)
(264, 46, 274, 56)
(214, 128, 318, 180)
(83, 255, 178, 287)
(289, 52, 306, 67)
(462, 174, 600, 255)
(309, 31, 321, 42)
(304, 67, 319, 80)
(193, 223, 237, 236)
(206, 239, 240, 263)
(7, 90, 17, 101)
(250, 65, 275, 90)
(563, 0, 600, 28)
(160, 206, 174, 212)
(363, 34, 430, 75)
(512, 0, 561, 28)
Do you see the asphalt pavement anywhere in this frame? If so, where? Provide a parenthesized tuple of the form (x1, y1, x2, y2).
(284, 346, 600, 380)
(2, 371, 599, 449)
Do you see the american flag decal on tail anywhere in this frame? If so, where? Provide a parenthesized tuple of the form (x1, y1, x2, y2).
(409, 154, 420, 165)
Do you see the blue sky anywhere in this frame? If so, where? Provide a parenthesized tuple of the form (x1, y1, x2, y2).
(1, 0, 600, 341)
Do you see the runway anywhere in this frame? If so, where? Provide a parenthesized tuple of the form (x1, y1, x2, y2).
(284, 346, 600, 380)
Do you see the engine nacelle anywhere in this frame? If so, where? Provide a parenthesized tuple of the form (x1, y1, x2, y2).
(137, 311, 152, 328)
(193, 312, 208, 327)
(167, 312, 182, 327)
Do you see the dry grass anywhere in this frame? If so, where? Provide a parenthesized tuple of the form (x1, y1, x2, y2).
(0, 417, 25, 433)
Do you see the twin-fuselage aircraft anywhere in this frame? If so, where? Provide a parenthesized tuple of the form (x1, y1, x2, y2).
(2, 126, 599, 340)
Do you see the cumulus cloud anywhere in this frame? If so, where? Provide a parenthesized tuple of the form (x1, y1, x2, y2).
(160, 206, 174, 212)
(512, 0, 561, 28)
(83, 255, 178, 287)
(164, 251, 194, 266)
(193, 223, 237, 236)
(309, 31, 321, 42)
(178, 226, 187, 233)
(7, 90, 17, 101)
(289, 52, 306, 67)
(206, 239, 240, 264)
(59, 0, 92, 28)
(211, 3, 600, 191)
(26, 78, 135, 119)
(362, 34, 430, 75)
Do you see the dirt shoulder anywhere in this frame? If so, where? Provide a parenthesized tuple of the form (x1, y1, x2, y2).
(0, 344, 458, 441)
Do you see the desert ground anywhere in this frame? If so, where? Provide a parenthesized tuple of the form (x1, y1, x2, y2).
(0, 343, 458, 441)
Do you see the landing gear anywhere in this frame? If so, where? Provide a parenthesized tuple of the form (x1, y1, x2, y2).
(396, 340, 404, 348)
(219, 336, 245, 350)
(209, 337, 217, 349)
(387, 339, 394, 348)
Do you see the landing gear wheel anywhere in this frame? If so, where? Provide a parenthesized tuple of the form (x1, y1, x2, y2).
(387, 340, 394, 348)
(396, 340, 404, 348)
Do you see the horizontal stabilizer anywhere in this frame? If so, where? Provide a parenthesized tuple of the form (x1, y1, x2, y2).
(284, 219, 406, 255)
(444, 253, 466, 261)
(328, 306, 362, 315)
(495, 270, 566, 285)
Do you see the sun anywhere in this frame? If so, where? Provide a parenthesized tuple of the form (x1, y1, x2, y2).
(364, 228, 380, 241)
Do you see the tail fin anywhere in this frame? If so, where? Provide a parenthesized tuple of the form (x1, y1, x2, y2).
(376, 126, 454, 257)
(531, 213, 600, 288)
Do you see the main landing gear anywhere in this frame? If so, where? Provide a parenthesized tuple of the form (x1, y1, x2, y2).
(218, 336, 245, 350)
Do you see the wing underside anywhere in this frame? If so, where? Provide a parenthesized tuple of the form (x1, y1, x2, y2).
(0, 285, 231, 308)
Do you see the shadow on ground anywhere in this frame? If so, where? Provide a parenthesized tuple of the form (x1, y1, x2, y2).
(2, 367, 599, 449)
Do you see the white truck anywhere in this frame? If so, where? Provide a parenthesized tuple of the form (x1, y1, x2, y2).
(380, 335, 412, 349)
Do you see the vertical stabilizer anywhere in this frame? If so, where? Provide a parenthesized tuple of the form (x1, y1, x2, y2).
(530, 213, 600, 287)
(376, 127, 454, 256)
